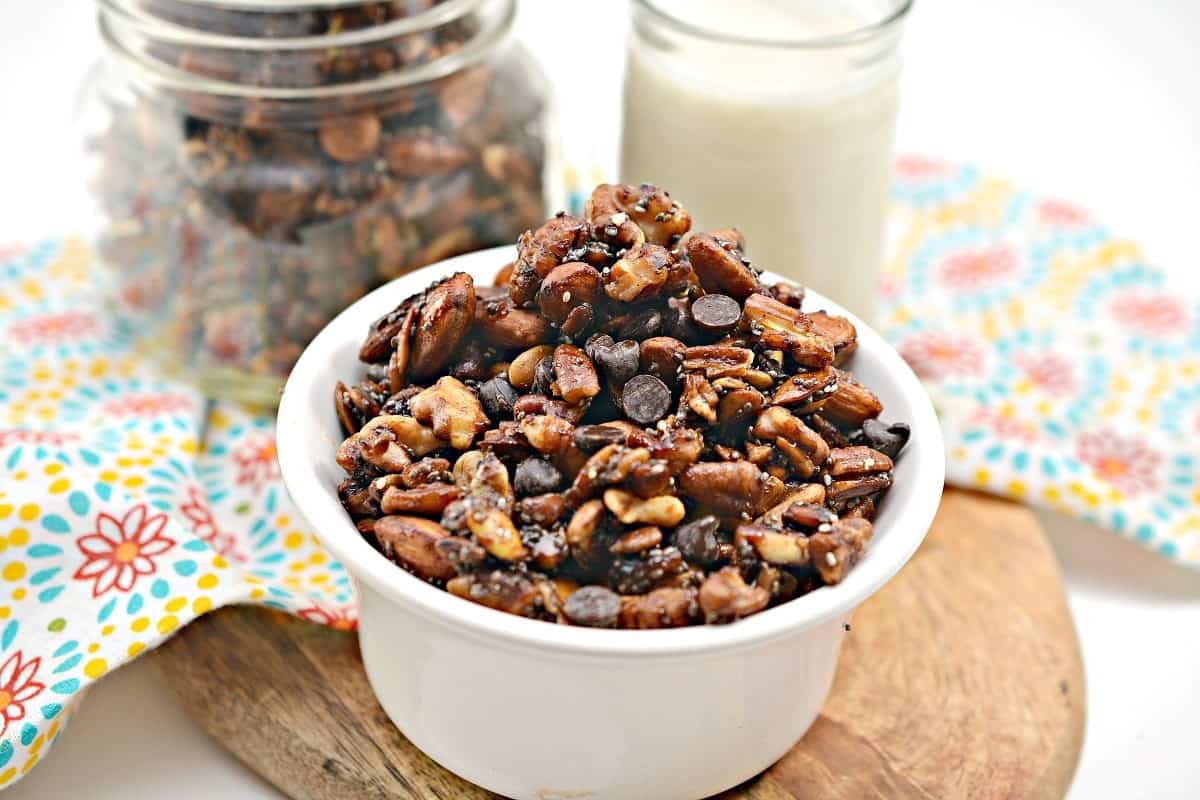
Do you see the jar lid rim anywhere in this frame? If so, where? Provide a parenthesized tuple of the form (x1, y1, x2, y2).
(98, 0, 515, 100)
(100, 0, 485, 51)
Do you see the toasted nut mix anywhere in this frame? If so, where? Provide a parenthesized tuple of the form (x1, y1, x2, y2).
(333, 183, 907, 627)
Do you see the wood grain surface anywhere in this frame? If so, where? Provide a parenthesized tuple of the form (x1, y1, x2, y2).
(153, 489, 1085, 800)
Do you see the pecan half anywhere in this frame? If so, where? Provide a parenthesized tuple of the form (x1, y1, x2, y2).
(822, 368, 883, 426)
(678, 460, 786, 517)
(408, 272, 476, 380)
(740, 294, 834, 368)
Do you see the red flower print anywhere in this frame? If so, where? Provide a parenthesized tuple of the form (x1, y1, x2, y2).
(1108, 291, 1190, 339)
(969, 408, 1039, 445)
(0, 430, 81, 448)
(8, 310, 99, 345)
(938, 245, 1020, 292)
(0, 650, 45, 737)
(178, 485, 245, 563)
(878, 273, 904, 301)
(73, 505, 177, 597)
(233, 434, 281, 492)
(1076, 429, 1161, 496)
(895, 155, 950, 179)
(899, 331, 987, 381)
(297, 604, 357, 632)
(1037, 199, 1089, 227)
(0, 243, 27, 262)
(1013, 351, 1076, 397)
(101, 392, 194, 418)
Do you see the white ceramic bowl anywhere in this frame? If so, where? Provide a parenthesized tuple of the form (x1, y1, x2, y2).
(277, 246, 944, 800)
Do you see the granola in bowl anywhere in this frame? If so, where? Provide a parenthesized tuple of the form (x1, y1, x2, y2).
(332, 183, 910, 627)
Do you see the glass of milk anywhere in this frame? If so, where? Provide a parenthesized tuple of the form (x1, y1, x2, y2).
(620, 0, 912, 322)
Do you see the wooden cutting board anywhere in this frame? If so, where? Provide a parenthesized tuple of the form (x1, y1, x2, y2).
(153, 489, 1085, 800)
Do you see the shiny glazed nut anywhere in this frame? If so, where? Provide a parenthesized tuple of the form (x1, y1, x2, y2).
(467, 506, 527, 562)
(552, 344, 600, 404)
(821, 368, 883, 426)
(618, 587, 699, 629)
(537, 262, 602, 323)
(827, 446, 894, 477)
(682, 345, 755, 379)
(510, 214, 589, 306)
(410, 376, 490, 450)
(735, 524, 810, 566)
(373, 515, 456, 581)
(603, 489, 686, 527)
(678, 461, 786, 517)
(740, 293, 835, 368)
(682, 373, 719, 423)
(639, 336, 686, 389)
(609, 526, 664, 555)
(380, 483, 461, 515)
(698, 567, 770, 623)
(448, 570, 539, 616)
(605, 244, 673, 302)
(807, 311, 858, 365)
(508, 344, 556, 390)
(475, 295, 550, 348)
(408, 272, 476, 379)
(518, 414, 574, 455)
(684, 233, 760, 301)
(754, 407, 829, 463)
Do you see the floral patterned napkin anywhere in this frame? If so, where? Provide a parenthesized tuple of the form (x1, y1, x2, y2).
(1, 157, 1198, 788)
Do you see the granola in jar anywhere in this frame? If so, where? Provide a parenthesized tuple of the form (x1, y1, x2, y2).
(82, 0, 559, 403)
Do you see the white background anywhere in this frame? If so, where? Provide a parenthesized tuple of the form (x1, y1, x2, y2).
(3, 1, 1200, 798)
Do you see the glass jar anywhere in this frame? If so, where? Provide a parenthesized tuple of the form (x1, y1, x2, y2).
(620, 0, 910, 322)
(80, 0, 560, 405)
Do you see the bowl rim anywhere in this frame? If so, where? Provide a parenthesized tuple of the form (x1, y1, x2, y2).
(277, 246, 945, 658)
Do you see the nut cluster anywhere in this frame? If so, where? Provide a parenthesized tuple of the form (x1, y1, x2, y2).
(89, 0, 547, 383)
(335, 183, 909, 628)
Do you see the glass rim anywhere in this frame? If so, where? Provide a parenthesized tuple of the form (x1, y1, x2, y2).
(98, 0, 484, 51)
(634, 0, 914, 50)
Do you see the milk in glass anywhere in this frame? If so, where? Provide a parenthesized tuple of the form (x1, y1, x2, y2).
(620, 0, 909, 321)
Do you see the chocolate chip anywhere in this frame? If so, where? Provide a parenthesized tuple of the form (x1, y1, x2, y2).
(479, 375, 518, 420)
(593, 339, 640, 387)
(861, 419, 911, 459)
(584, 332, 615, 363)
(513, 458, 563, 496)
(617, 307, 662, 340)
(674, 515, 721, 566)
(532, 355, 556, 396)
(691, 294, 741, 333)
(573, 424, 627, 452)
(563, 585, 621, 628)
(621, 374, 672, 425)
